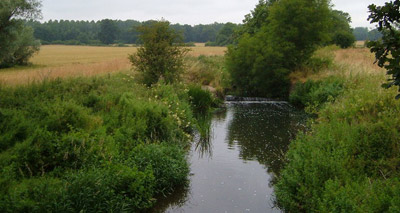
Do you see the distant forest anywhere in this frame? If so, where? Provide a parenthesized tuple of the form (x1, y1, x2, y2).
(353, 27, 382, 41)
(27, 19, 380, 46)
(27, 19, 238, 46)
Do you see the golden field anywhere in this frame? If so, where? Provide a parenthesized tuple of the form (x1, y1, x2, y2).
(0, 45, 226, 86)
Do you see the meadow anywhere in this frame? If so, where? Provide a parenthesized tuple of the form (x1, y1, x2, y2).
(0, 45, 226, 86)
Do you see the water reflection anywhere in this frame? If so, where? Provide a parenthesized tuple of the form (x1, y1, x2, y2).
(193, 114, 214, 158)
(151, 102, 307, 213)
(226, 102, 306, 176)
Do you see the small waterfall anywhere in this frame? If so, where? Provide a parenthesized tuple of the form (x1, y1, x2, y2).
(224, 95, 290, 106)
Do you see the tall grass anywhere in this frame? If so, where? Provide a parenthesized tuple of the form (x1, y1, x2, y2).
(275, 47, 400, 212)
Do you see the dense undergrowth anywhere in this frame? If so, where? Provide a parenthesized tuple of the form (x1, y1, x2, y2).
(276, 48, 400, 212)
(0, 74, 215, 212)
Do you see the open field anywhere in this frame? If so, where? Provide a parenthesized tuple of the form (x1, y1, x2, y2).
(0, 45, 226, 86)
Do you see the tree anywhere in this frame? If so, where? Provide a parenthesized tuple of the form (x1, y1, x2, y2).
(0, 0, 41, 68)
(353, 27, 369, 40)
(328, 10, 355, 48)
(367, 0, 400, 99)
(215, 22, 239, 46)
(226, 0, 331, 98)
(98, 19, 118, 45)
(238, 0, 277, 36)
(129, 20, 189, 85)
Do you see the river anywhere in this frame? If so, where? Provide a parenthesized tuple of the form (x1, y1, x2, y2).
(152, 101, 307, 213)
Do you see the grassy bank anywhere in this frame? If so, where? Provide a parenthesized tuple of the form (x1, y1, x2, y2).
(276, 47, 400, 211)
(0, 73, 216, 212)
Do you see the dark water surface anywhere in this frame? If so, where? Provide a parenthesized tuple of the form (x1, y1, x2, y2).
(153, 101, 307, 213)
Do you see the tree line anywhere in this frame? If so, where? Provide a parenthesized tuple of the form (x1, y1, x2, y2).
(353, 27, 382, 41)
(27, 19, 238, 45)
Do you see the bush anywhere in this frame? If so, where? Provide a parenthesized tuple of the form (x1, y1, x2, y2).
(62, 165, 155, 212)
(332, 31, 355, 48)
(0, 74, 198, 211)
(226, 33, 291, 98)
(129, 21, 189, 85)
(276, 75, 400, 212)
(187, 85, 216, 114)
(205, 41, 217, 46)
(289, 76, 345, 109)
(128, 144, 189, 195)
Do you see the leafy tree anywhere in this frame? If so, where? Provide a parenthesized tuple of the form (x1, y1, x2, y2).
(129, 20, 189, 85)
(238, 0, 277, 36)
(368, 28, 383, 41)
(215, 23, 239, 46)
(0, 0, 41, 68)
(98, 19, 118, 45)
(353, 27, 369, 40)
(367, 0, 400, 99)
(328, 10, 355, 48)
(332, 31, 355, 48)
(226, 0, 331, 98)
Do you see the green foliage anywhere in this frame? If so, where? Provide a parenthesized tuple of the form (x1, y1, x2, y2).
(276, 73, 400, 212)
(28, 20, 230, 45)
(289, 76, 345, 109)
(98, 19, 118, 45)
(61, 165, 156, 212)
(226, 32, 291, 98)
(214, 22, 239, 46)
(187, 85, 216, 114)
(353, 27, 383, 41)
(129, 20, 189, 85)
(129, 144, 189, 195)
(238, 0, 277, 36)
(226, 0, 331, 98)
(327, 10, 355, 48)
(367, 0, 400, 99)
(332, 31, 355, 48)
(0, 0, 41, 68)
(0, 74, 213, 211)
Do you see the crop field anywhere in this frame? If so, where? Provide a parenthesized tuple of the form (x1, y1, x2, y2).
(0, 45, 226, 86)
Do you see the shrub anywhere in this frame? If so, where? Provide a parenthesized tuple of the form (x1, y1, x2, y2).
(0, 109, 31, 151)
(289, 76, 345, 109)
(62, 165, 156, 212)
(129, 20, 189, 85)
(1, 177, 65, 213)
(0, 74, 199, 211)
(187, 85, 216, 114)
(332, 31, 355, 48)
(225, 33, 291, 98)
(276, 75, 400, 212)
(128, 144, 189, 195)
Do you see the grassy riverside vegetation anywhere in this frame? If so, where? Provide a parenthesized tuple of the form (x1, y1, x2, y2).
(0, 73, 218, 212)
(276, 46, 400, 211)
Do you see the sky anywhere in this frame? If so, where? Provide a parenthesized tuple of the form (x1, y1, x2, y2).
(41, 0, 388, 28)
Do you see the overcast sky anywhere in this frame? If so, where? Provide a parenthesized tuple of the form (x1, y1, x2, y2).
(41, 0, 388, 28)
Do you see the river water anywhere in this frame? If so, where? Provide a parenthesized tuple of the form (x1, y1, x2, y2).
(153, 101, 307, 213)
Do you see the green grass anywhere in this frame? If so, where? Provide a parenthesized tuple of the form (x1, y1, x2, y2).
(0, 73, 215, 212)
(276, 48, 400, 212)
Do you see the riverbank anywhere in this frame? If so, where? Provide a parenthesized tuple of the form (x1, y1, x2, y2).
(276, 47, 400, 211)
(0, 74, 216, 212)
